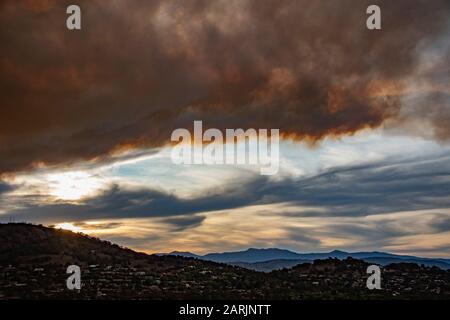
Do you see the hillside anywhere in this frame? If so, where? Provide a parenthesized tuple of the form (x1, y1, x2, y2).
(0, 223, 449, 300)
(231, 259, 312, 272)
(0, 223, 147, 266)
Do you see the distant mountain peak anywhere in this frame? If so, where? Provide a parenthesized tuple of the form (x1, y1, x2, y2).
(330, 250, 348, 254)
(170, 251, 192, 254)
(246, 247, 292, 252)
(168, 251, 199, 258)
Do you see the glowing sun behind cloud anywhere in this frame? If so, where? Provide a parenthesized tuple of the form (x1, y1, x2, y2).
(53, 222, 85, 233)
(46, 171, 103, 201)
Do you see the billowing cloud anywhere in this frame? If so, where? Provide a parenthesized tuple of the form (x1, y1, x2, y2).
(1, 0, 449, 174)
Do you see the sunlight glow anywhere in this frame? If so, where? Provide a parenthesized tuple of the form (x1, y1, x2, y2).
(54, 222, 85, 233)
(46, 171, 103, 201)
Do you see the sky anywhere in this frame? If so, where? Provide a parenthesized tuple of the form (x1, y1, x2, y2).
(0, 0, 449, 257)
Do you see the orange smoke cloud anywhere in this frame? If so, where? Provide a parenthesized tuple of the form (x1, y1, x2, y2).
(0, 0, 448, 174)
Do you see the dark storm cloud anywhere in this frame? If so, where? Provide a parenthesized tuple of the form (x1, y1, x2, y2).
(258, 153, 450, 216)
(1, 0, 449, 174)
(323, 222, 413, 250)
(0, 181, 14, 194)
(161, 215, 206, 232)
(284, 227, 322, 246)
(8, 152, 450, 223)
(428, 214, 450, 233)
(8, 183, 255, 223)
(71, 221, 123, 230)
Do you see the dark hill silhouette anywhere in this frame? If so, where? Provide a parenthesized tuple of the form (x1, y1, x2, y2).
(0, 223, 146, 266)
(0, 223, 449, 300)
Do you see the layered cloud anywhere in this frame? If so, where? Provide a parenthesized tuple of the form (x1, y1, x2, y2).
(7, 148, 450, 224)
(1, 0, 449, 174)
(39, 207, 450, 257)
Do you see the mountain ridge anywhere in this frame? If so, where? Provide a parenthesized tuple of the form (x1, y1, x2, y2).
(166, 247, 450, 270)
